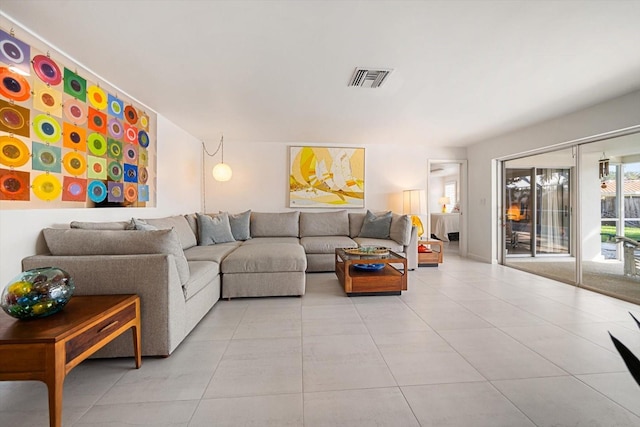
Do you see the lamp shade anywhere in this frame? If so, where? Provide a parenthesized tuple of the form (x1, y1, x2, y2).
(438, 196, 450, 213)
(506, 204, 521, 221)
(403, 189, 426, 237)
(403, 189, 426, 215)
(212, 162, 232, 181)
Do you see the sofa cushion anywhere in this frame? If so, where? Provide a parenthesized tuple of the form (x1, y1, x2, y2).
(221, 243, 306, 273)
(299, 210, 349, 237)
(242, 237, 300, 245)
(184, 241, 241, 263)
(349, 213, 366, 238)
(197, 212, 235, 245)
(300, 236, 357, 254)
(70, 220, 132, 230)
(222, 210, 251, 241)
(143, 215, 197, 250)
(183, 261, 218, 300)
(359, 210, 392, 239)
(389, 214, 412, 246)
(250, 211, 299, 237)
(42, 228, 190, 285)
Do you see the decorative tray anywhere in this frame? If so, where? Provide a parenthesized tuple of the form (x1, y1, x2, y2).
(344, 247, 389, 256)
(354, 263, 385, 271)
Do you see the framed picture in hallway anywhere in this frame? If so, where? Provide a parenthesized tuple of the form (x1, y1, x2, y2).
(288, 146, 365, 208)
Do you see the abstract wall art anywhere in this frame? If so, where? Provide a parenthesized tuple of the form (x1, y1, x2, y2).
(289, 146, 364, 208)
(0, 21, 156, 209)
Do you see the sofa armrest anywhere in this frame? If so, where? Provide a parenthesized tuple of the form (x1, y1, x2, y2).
(403, 225, 418, 270)
(22, 254, 186, 357)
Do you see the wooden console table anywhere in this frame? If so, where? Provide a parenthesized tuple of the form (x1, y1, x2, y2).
(0, 294, 142, 427)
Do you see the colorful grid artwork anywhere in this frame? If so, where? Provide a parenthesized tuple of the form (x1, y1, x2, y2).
(0, 99, 29, 136)
(0, 23, 156, 208)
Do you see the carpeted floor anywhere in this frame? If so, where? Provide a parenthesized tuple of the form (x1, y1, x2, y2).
(507, 257, 640, 304)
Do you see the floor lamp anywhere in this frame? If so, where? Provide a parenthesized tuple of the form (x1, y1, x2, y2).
(403, 189, 426, 238)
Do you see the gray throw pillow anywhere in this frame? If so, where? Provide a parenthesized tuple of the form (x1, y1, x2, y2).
(389, 213, 412, 246)
(143, 215, 198, 249)
(131, 218, 158, 231)
(359, 210, 392, 239)
(197, 212, 235, 245)
(221, 210, 251, 241)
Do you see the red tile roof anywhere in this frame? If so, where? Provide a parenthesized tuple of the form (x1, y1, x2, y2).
(601, 180, 640, 195)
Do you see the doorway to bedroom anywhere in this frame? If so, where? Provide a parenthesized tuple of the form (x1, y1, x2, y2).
(428, 160, 466, 257)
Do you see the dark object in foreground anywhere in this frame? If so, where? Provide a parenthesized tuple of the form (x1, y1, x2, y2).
(609, 312, 640, 387)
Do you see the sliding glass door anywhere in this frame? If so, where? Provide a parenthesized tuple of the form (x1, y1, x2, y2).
(502, 148, 576, 283)
(504, 168, 533, 256)
(501, 132, 640, 304)
(536, 168, 571, 255)
(579, 135, 640, 303)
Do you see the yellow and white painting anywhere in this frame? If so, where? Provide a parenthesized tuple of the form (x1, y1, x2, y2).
(289, 146, 364, 208)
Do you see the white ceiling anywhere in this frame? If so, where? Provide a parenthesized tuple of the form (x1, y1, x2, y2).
(2, 0, 640, 147)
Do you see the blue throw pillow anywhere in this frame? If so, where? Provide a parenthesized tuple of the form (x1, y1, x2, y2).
(358, 210, 392, 239)
(197, 212, 235, 245)
(220, 210, 251, 241)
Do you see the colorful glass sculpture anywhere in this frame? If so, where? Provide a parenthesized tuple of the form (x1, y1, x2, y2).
(1, 267, 74, 320)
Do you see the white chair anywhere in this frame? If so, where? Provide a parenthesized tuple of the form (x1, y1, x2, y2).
(616, 236, 640, 277)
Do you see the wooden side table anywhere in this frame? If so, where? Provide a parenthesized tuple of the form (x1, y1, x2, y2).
(418, 240, 443, 266)
(0, 294, 142, 427)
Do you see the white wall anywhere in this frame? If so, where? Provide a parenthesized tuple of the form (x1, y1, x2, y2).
(1, 133, 464, 286)
(204, 141, 466, 216)
(466, 89, 640, 263)
(0, 115, 202, 285)
(428, 175, 444, 213)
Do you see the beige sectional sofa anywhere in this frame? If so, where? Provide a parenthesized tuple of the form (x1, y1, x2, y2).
(22, 210, 416, 357)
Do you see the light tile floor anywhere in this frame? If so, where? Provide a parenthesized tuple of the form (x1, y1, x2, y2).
(2, 252, 640, 426)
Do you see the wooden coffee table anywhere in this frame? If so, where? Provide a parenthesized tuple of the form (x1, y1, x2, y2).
(0, 294, 142, 427)
(335, 248, 408, 296)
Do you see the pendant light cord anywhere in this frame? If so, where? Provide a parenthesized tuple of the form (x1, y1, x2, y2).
(202, 134, 224, 213)
(202, 135, 224, 159)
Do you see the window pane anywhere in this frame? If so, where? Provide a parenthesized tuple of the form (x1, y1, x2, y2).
(444, 182, 456, 211)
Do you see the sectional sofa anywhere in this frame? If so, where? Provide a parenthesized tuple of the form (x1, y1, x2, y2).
(22, 210, 416, 357)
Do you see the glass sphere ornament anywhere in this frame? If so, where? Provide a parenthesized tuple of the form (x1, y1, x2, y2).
(1, 267, 75, 320)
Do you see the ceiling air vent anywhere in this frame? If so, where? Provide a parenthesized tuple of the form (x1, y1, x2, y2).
(348, 67, 393, 88)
